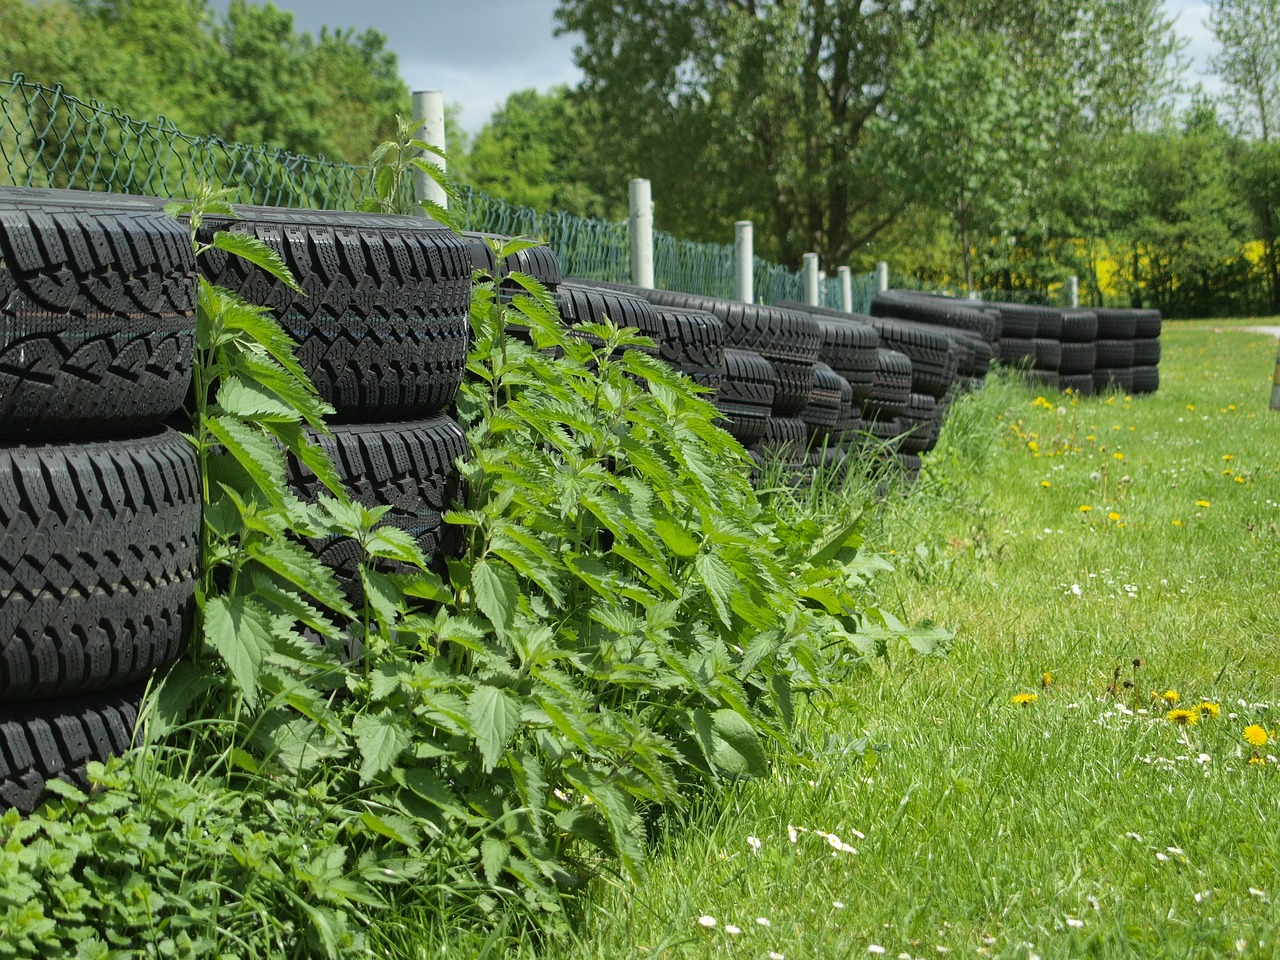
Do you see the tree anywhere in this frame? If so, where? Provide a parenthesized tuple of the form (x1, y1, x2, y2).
(464, 86, 611, 217)
(877, 33, 1054, 293)
(1208, 0, 1280, 309)
(555, 0, 1185, 276)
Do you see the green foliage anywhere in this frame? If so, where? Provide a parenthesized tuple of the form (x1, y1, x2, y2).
(464, 86, 611, 218)
(3, 0, 410, 163)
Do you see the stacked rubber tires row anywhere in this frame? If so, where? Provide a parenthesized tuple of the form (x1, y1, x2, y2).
(867, 289, 1162, 397)
(0, 189, 202, 814)
(0, 188, 476, 814)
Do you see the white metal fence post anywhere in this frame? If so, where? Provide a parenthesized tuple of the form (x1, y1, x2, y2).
(735, 221, 753, 303)
(802, 253, 820, 306)
(1068, 275, 1080, 308)
(410, 90, 447, 214)
(629, 179, 654, 289)
(875, 260, 889, 293)
(838, 266, 853, 312)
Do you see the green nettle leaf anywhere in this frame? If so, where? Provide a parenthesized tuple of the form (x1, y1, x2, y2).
(203, 595, 276, 704)
(654, 517, 701, 558)
(215, 374, 298, 421)
(480, 837, 510, 884)
(212, 231, 302, 293)
(351, 712, 407, 783)
(710, 709, 768, 777)
(467, 685, 520, 773)
(204, 414, 291, 510)
(471, 558, 519, 641)
(694, 553, 738, 628)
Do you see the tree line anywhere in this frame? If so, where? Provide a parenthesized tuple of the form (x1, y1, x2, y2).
(5, 0, 1280, 317)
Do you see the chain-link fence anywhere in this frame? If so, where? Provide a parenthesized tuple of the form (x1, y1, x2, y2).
(1, 73, 877, 310)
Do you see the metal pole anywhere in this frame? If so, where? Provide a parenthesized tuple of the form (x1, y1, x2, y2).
(875, 260, 889, 293)
(735, 221, 753, 303)
(629, 178, 654, 289)
(1271, 338, 1280, 411)
(802, 253, 820, 306)
(838, 266, 853, 312)
(1068, 275, 1080, 308)
(410, 90, 447, 214)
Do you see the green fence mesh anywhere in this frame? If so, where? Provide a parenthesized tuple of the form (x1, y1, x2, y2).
(1, 73, 879, 311)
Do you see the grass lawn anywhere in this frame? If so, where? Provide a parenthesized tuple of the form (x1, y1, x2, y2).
(545, 320, 1280, 960)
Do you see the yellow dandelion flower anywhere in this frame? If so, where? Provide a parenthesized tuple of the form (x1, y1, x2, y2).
(1235, 476, 1246, 484)
(1079, 505, 1092, 513)
(1223, 454, 1235, 461)
(1196, 500, 1211, 508)
(1186, 404, 1195, 411)
(1249, 756, 1267, 765)
(1012, 693, 1038, 705)
(1161, 689, 1179, 704)
(1244, 725, 1269, 747)
(1198, 702, 1221, 719)
(1086, 434, 1096, 441)
(1229, 404, 1237, 411)
(1172, 519, 1183, 527)
(1041, 671, 1054, 688)
(1113, 452, 1125, 460)
(1028, 440, 1039, 452)
(1108, 511, 1121, 521)
(1041, 480, 1051, 488)
(1167, 709, 1198, 726)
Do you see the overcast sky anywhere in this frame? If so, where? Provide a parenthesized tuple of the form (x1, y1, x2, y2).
(209, 0, 1222, 135)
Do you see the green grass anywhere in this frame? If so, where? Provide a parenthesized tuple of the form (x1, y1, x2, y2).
(536, 321, 1280, 960)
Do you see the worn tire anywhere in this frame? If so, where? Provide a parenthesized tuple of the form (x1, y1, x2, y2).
(872, 291, 1000, 343)
(998, 337, 1036, 367)
(1, 429, 199, 702)
(1057, 341, 1097, 375)
(1131, 365, 1160, 394)
(556, 280, 663, 353)
(1059, 309, 1099, 343)
(1059, 373, 1095, 396)
(714, 349, 775, 447)
(800, 363, 849, 438)
(285, 416, 467, 591)
(1094, 339, 1136, 368)
(1093, 367, 1134, 392)
(899, 393, 939, 454)
(758, 416, 808, 464)
(1132, 338, 1161, 366)
(648, 307, 726, 388)
(0, 186, 197, 439)
(813, 316, 879, 402)
(864, 348, 912, 420)
(193, 207, 472, 422)
(1033, 338, 1062, 370)
(1094, 309, 1139, 340)
(462, 232, 562, 293)
(0, 681, 143, 814)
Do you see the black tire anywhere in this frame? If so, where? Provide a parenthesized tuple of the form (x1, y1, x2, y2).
(1131, 365, 1160, 394)
(1093, 367, 1135, 393)
(1094, 309, 1139, 340)
(556, 280, 664, 351)
(961, 333, 994, 376)
(568, 281, 822, 414)
(866, 416, 903, 447)
(998, 338, 1037, 367)
(872, 291, 1000, 343)
(462, 232, 562, 293)
(1059, 373, 1095, 396)
(800, 363, 849, 437)
(863, 348, 912, 420)
(648, 307, 726, 389)
(715, 349, 776, 446)
(1132, 338, 1161, 366)
(192, 207, 472, 423)
(1028, 369, 1061, 391)
(1094, 339, 1136, 368)
(0, 681, 143, 814)
(0, 429, 199, 702)
(894, 452, 923, 485)
(1032, 338, 1062, 371)
(899, 393, 939, 454)
(0, 186, 197, 439)
(1058, 341, 1097, 375)
(988, 303, 1040, 339)
(1059, 310, 1099, 343)
(1132, 311, 1163, 339)
(758, 416, 808, 464)
(285, 416, 467, 591)
(814, 317, 879, 402)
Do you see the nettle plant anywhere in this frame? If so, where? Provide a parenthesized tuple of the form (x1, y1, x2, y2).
(1, 141, 906, 958)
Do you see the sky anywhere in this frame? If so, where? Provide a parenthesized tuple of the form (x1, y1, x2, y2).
(209, 0, 1222, 135)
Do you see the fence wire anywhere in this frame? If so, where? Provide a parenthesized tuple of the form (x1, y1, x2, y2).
(1, 73, 877, 311)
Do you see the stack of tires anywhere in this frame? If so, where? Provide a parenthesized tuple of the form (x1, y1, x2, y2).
(1, 188, 202, 814)
(193, 206, 474, 595)
(989, 303, 1099, 396)
(869, 291, 997, 391)
(1093, 308, 1162, 394)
